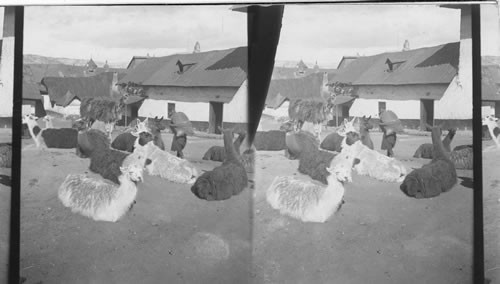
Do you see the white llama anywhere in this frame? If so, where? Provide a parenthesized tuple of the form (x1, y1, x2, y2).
(353, 144, 407, 183)
(482, 115, 500, 150)
(58, 164, 144, 222)
(142, 141, 199, 184)
(22, 114, 43, 148)
(266, 141, 363, 223)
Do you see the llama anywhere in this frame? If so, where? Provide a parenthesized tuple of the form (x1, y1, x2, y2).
(353, 143, 407, 183)
(358, 116, 374, 150)
(319, 117, 360, 152)
(111, 118, 154, 153)
(142, 141, 199, 184)
(449, 147, 473, 170)
(58, 164, 144, 222)
(23, 114, 78, 149)
(482, 115, 500, 150)
(89, 138, 151, 185)
(74, 119, 111, 158)
(191, 128, 248, 201)
(203, 132, 246, 162)
(413, 128, 456, 159)
(287, 130, 336, 185)
(253, 130, 287, 151)
(148, 116, 167, 150)
(266, 141, 362, 223)
(288, 72, 333, 140)
(0, 143, 11, 168)
(80, 96, 126, 140)
(400, 127, 457, 199)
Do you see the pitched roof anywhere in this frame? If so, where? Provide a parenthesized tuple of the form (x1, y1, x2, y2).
(119, 46, 247, 88)
(86, 58, 98, 69)
(126, 56, 149, 69)
(25, 63, 127, 83)
(272, 66, 338, 80)
(482, 64, 500, 101)
(333, 42, 459, 86)
(337, 56, 360, 69)
(41, 72, 125, 106)
(266, 72, 338, 109)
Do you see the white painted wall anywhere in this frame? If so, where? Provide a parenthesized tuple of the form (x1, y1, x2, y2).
(435, 38, 472, 120)
(222, 79, 247, 123)
(263, 100, 289, 119)
(349, 98, 420, 119)
(139, 81, 247, 123)
(0, 8, 14, 117)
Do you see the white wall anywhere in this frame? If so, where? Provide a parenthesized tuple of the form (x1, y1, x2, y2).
(223, 79, 248, 123)
(435, 38, 472, 120)
(0, 8, 14, 117)
(349, 98, 420, 119)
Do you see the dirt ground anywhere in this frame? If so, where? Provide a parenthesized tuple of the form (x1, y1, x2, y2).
(483, 140, 500, 283)
(0, 129, 12, 284)
(20, 129, 253, 284)
(252, 121, 474, 283)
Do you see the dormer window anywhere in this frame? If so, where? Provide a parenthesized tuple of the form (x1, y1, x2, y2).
(176, 60, 195, 74)
(385, 58, 405, 72)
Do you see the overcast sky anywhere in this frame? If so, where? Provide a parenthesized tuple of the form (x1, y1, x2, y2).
(20, 4, 500, 68)
(23, 5, 247, 67)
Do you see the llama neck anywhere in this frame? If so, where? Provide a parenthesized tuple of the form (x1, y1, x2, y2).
(223, 130, 238, 161)
(26, 122, 41, 147)
(118, 174, 137, 189)
(233, 133, 246, 155)
(441, 130, 455, 151)
(487, 123, 500, 147)
(431, 128, 448, 160)
(326, 174, 344, 189)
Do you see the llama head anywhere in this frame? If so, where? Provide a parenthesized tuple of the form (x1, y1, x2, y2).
(119, 164, 144, 183)
(72, 118, 89, 131)
(360, 115, 374, 131)
(482, 115, 499, 128)
(327, 141, 364, 183)
(131, 119, 151, 137)
(22, 114, 38, 128)
(191, 175, 215, 201)
(151, 116, 167, 132)
(338, 117, 359, 136)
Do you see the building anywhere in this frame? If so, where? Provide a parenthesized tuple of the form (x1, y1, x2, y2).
(126, 56, 150, 70)
(482, 64, 500, 117)
(336, 56, 360, 70)
(118, 46, 248, 134)
(272, 60, 337, 80)
(40, 72, 142, 119)
(332, 41, 468, 130)
(0, 7, 15, 127)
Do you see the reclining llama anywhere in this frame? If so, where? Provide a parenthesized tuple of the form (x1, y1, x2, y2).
(353, 142, 407, 183)
(23, 114, 78, 149)
(58, 163, 144, 222)
(191, 128, 248, 201)
(203, 131, 246, 161)
(111, 118, 154, 153)
(413, 128, 456, 159)
(266, 140, 363, 223)
(400, 126, 457, 198)
(141, 140, 199, 184)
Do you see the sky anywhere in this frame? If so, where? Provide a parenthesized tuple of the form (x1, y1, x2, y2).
(23, 5, 247, 67)
(20, 4, 500, 69)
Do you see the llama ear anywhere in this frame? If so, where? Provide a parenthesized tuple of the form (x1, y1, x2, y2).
(368, 115, 371, 120)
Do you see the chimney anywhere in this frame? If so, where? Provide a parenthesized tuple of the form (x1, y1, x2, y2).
(403, 40, 410, 51)
(193, 41, 201, 53)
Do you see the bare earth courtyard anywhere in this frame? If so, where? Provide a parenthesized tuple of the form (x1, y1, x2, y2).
(252, 130, 474, 284)
(18, 121, 475, 283)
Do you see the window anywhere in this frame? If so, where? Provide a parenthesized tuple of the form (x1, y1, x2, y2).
(378, 101, 386, 115)
(168, 103, 176, 118)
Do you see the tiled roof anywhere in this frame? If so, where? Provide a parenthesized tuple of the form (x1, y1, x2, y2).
(333, 42, 459, 86)
(119, 47, 247, 88)
(482, 64, 500, 101)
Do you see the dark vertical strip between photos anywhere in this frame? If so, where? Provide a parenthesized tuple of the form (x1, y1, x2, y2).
(9, 6, 23, 284)
(471, 4, 484, 284)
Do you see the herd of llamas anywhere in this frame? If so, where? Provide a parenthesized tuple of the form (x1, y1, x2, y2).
(21, 97, 255, 223)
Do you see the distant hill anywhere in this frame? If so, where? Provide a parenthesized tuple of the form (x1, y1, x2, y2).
(23, 54, 127, 68)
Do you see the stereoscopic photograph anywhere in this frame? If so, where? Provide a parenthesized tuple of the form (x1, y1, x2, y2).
(0, 6, 14, 284)
(20, 5, 251, 283)
(252, 4, 474, 283)
(481, 3, 500, 283)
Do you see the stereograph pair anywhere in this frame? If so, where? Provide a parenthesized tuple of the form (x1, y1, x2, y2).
(0, 3, 498, 284)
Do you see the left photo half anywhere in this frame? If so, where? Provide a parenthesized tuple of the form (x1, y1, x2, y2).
(0, 6, 14, 284)
(20, 5, 251, 283)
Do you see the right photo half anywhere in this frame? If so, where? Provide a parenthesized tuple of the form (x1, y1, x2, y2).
(252, 4, 474, 283)
(481, 3, 500, 283)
